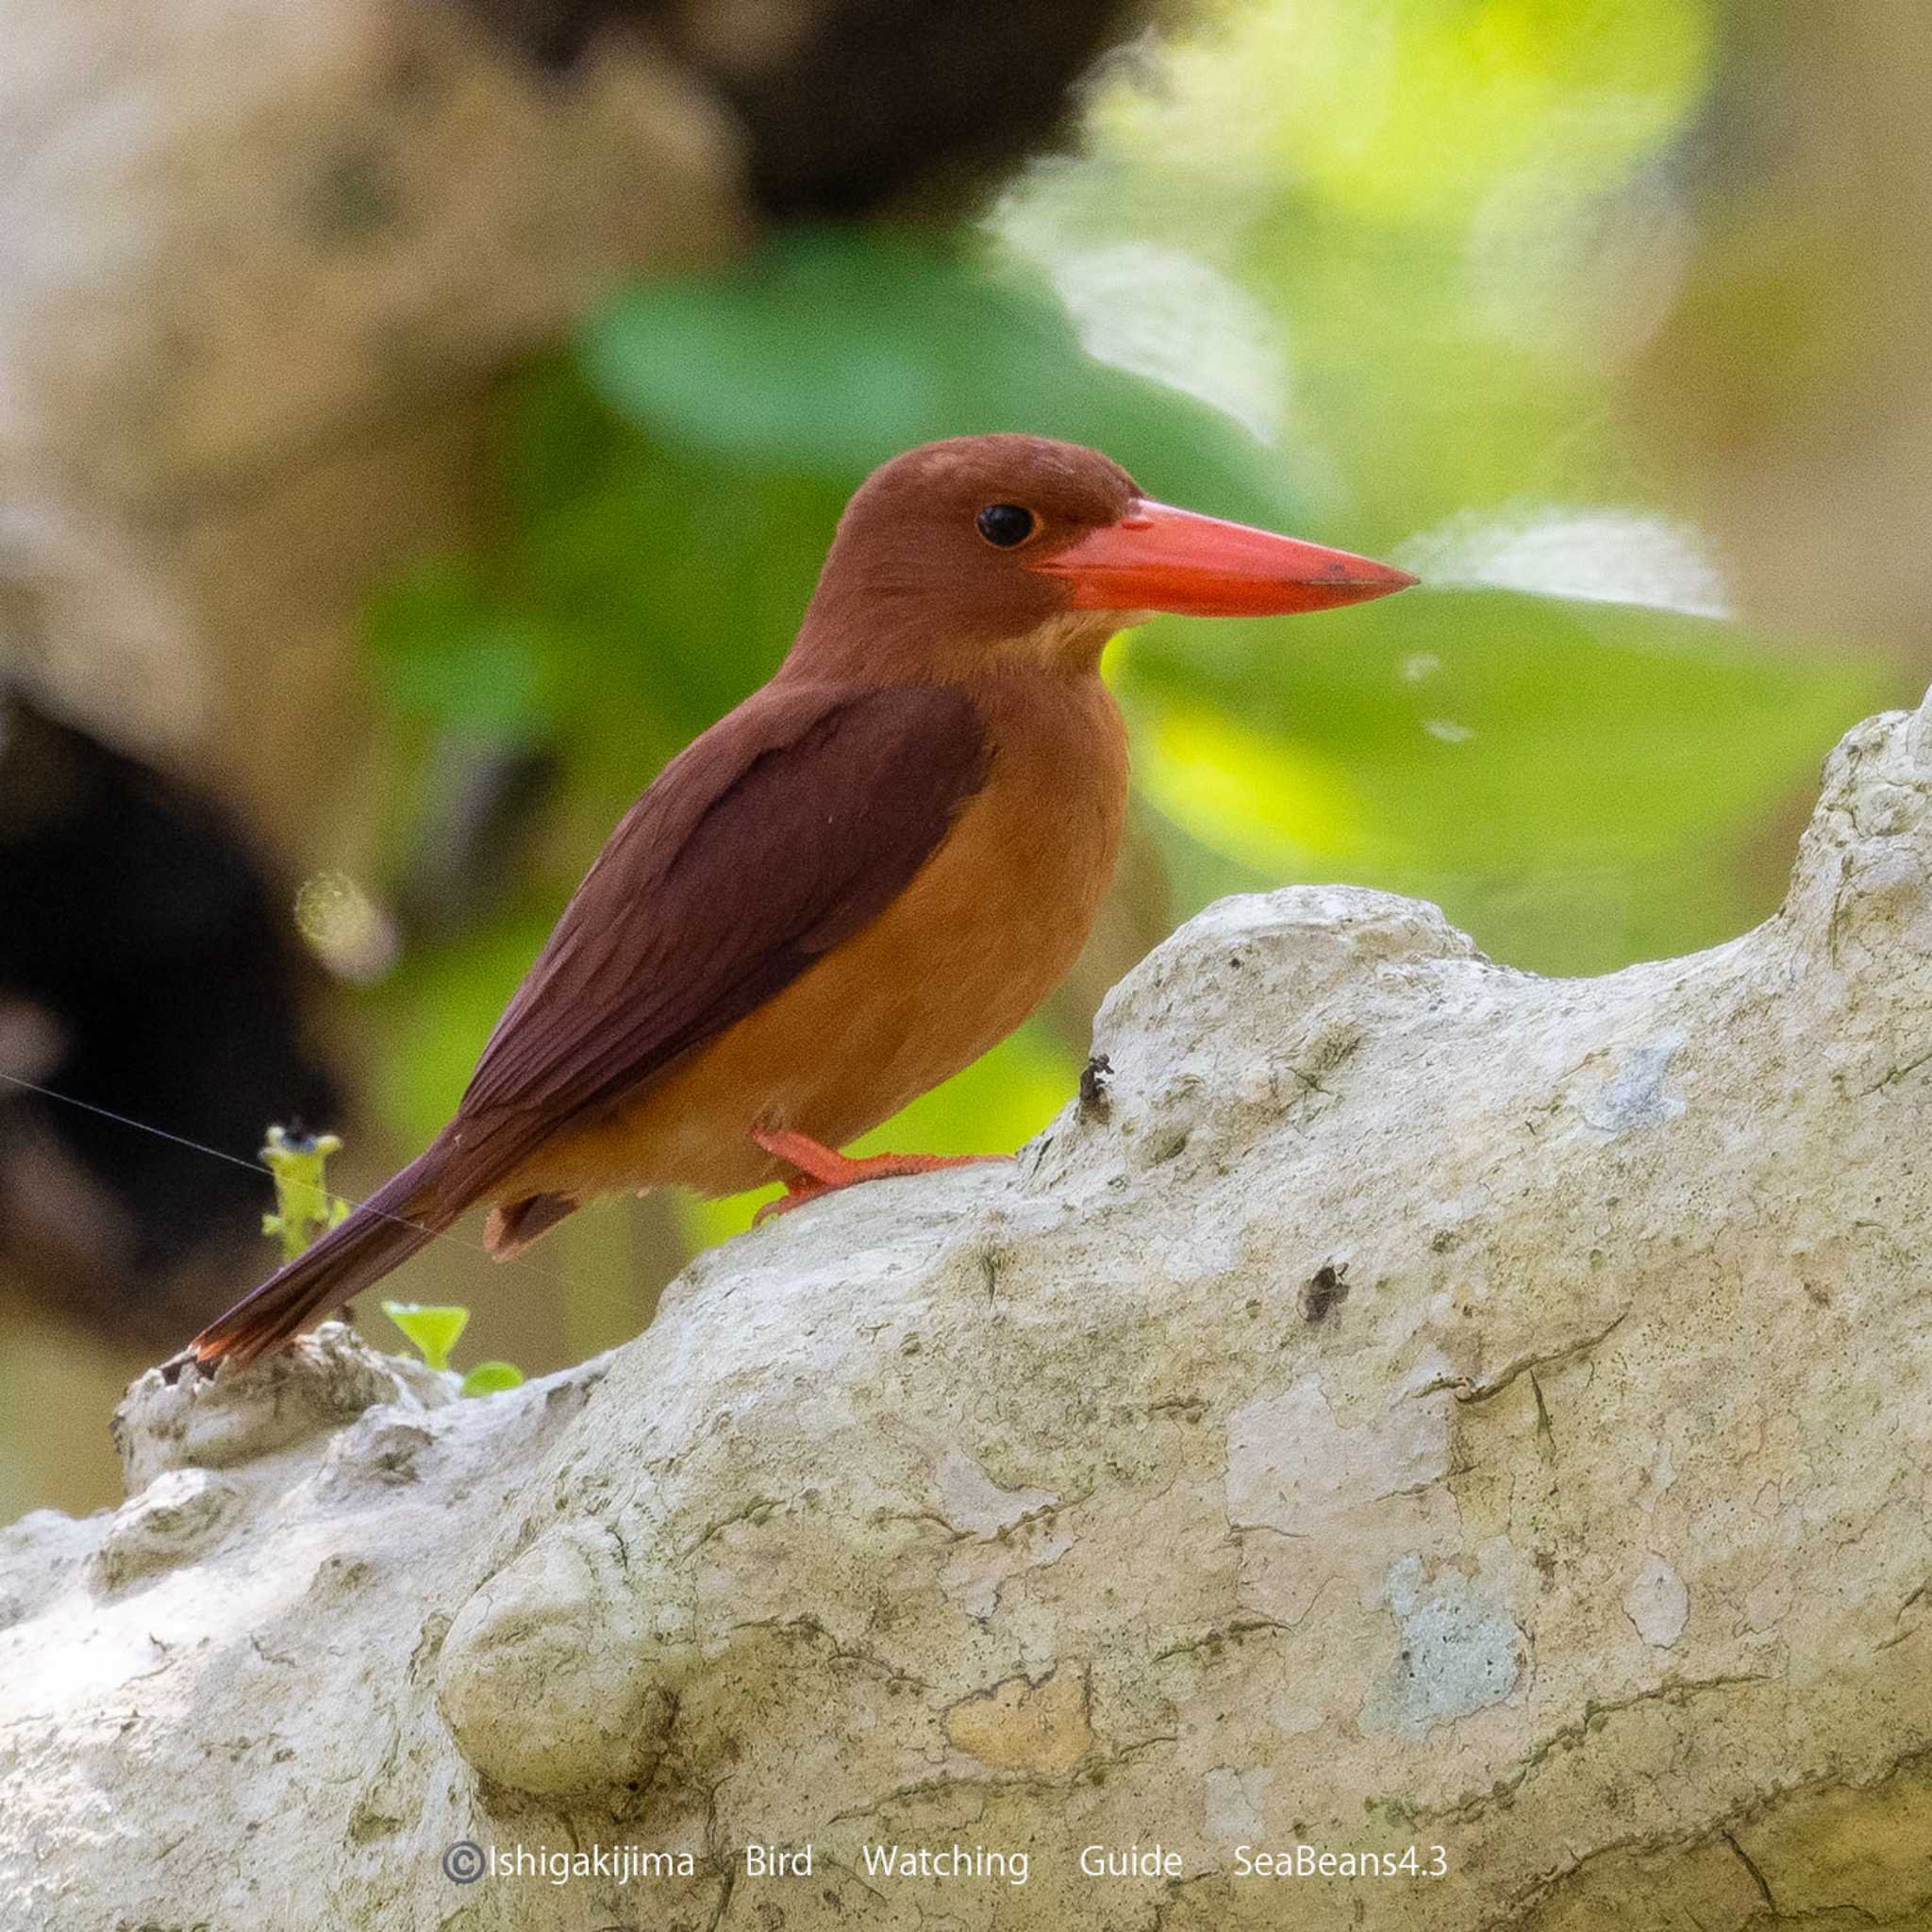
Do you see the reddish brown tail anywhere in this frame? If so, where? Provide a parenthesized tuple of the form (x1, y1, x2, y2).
(187, 1147, 454, 1369)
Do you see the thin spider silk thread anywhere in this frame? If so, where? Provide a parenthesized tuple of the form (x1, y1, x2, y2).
(0, 1068, 581, 1291)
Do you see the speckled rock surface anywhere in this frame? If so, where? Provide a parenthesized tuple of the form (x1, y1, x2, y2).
(4, 695, 1932, 1929)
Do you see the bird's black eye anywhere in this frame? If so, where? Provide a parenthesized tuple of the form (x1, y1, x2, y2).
(975, 504, 1037, 549)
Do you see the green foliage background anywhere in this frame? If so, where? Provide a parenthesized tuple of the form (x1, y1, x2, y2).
(355, 0, 1890, 1272)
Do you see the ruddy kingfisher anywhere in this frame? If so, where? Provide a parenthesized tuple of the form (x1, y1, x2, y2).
(185, 434, 1413, 1367)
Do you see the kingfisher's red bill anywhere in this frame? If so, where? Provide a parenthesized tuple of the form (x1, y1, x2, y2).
(1030, 499, 1417, 616)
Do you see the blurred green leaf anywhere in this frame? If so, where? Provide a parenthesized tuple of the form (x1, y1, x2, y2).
(366, 564, 555, 741)
(1265, 0, 1711, 223)
(372, 912, 556, 1148)
(1125, 590, 1888, 971)
(582, 227, 1294, 525)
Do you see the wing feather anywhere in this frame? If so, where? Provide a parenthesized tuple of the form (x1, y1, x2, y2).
(451, 680, 991, 1162)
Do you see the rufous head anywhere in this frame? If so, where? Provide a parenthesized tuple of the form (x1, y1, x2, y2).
(791, 434, 1415, 678)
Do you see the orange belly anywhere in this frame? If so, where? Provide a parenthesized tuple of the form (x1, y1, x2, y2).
(499, 674, 1129, 1202)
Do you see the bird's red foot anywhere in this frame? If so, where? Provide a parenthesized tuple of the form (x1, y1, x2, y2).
(750, 1127, 1008, 1224)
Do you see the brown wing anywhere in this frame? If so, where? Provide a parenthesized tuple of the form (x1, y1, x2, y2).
(447, 678, 991, 1175)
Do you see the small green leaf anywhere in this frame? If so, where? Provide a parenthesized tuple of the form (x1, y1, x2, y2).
(381, 1301, 470, 1373)
(459, 1361, 525, 1397)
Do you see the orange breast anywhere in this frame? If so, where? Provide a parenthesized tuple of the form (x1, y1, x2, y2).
(510, 672, 1129, 1201)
